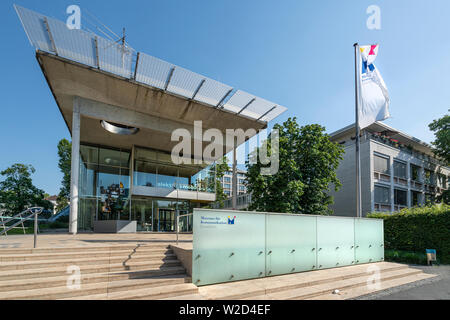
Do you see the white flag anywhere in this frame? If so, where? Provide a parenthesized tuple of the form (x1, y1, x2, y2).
(358, 44, 390, 129)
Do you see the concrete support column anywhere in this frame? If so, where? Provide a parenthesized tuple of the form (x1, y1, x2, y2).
(69, 97, 81, 235)
(232, 138, 237, 210)
(420, 166, 425, 205)
(389, 156, 395, 212)
(368, 141, 375, 212)
(407, 161, 411, 207)
(129, 145, 135, 221)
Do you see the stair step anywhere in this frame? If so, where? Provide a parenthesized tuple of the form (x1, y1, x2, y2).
(0, 269, 189, 292)
(199, 262, 409, 300)
(246, 268, 424, 300)
(0, 248, 173, 262)
(0, 244, 170, 255)
(0, 254, 178, 271)
(159, 293, 205, 300)
(0, 275, 191, 300)
(62, 283, 199, 300)
(308, 272, 436, 300)
(0, 262, 185, 281)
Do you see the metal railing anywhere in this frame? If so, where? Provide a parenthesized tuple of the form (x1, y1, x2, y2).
(0, 207, 44, 248)
(176, 213, 193, 245)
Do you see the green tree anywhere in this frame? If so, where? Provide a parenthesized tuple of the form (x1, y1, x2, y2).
(429, 111, 450, 165)
(205, 157, 230, 208)
(0, 164, 53, 215)
(429, 112, 450, 204)
(56, 139, 71, 211)
(246, 117, 344, 215)
(214, 157, 231, 208)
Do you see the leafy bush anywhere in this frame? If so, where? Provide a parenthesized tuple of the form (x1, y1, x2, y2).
(368, 204, 450, 264)
(384, 249, 428, 265)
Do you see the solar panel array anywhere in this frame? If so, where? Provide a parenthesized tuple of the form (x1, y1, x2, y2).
(15, 5, 287, 122)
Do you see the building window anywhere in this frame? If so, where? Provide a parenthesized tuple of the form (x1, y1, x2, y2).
(394, 189, 407, 206)
(224, 183, 231, 189)
(411, 190, 421, 206)
(223, 177, 231, 183)
(374, 154, 390, 175)
(393, 160, 407, 179)
(374, 185, 390, 204)
(411, 164, 421, 182)
(424, 169, 435, 185)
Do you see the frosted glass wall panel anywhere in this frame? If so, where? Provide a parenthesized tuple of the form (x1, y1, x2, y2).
(316, 217, 355, 269)
(354, 219, 384, 264)
(192, 209, 265, 286)
(266, 214, 317, 276)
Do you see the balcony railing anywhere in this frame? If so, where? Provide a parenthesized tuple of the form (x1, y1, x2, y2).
(369, 133, 443, 166)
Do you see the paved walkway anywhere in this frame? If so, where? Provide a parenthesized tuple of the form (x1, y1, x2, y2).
(357, 265, 450, 300)
(0, 232, 193, 249)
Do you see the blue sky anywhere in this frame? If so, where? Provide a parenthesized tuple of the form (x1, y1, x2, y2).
(0, 0, 448, 195)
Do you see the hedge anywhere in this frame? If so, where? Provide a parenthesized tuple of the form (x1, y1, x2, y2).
(368, 204, 450, 264)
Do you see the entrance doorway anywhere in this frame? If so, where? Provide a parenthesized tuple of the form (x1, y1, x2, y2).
(156, 208, 175, 232)
(130, 197, 192, 232)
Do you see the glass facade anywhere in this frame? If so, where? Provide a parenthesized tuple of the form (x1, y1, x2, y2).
(133, 147, 215, 193)
(78, 145, 131, 230)
(131, 198, 192, 232)
(78, 144, 214, 232)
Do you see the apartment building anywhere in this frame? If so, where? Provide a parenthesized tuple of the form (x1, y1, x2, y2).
(221, 169, 247, 198)
(329, 122, 449, 217)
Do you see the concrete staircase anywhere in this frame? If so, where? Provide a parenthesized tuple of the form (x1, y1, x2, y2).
(197, 262, 436, 300)
(0, 244, 201, 300)
(0, 244, 435, 300)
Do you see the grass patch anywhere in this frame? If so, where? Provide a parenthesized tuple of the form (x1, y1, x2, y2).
(39, 221, 69, 230)
(1, 227, 34, 235)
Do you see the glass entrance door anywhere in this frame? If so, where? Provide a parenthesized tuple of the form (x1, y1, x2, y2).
(132, 198, 153, 231)
(177, 210, 191, 232)
(157, 208, 175, 232)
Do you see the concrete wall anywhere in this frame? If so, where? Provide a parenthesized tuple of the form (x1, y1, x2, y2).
(329, 137, 371, 217)
(170, 244, 192, 277)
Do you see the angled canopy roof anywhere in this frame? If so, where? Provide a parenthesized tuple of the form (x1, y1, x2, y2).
(15, 5, 287, 123)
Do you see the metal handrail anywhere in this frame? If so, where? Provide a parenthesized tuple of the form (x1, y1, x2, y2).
(0, 207, 43, 248)
(176, 213, 193, 245)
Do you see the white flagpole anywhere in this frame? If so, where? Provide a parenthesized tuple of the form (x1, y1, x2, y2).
(353, 43, 362, 218)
